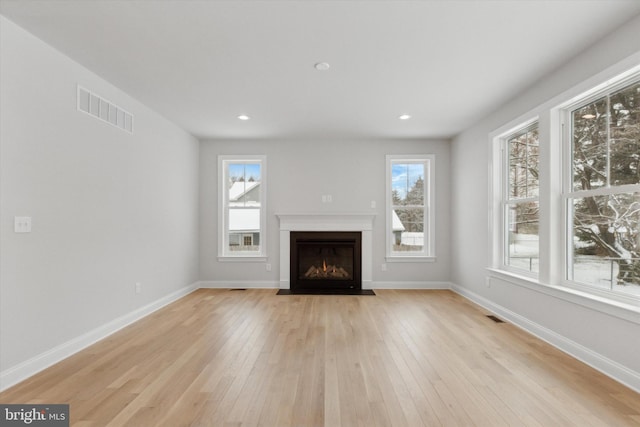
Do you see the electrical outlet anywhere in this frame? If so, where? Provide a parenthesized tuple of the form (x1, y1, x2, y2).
(135, 282, 142, 294)
(266, 263, 272, 272)
(14, 216, 32, 233)
(485, 277, 491, 288)
(371, 200, 376, 209)
(381, 263, 387, 272)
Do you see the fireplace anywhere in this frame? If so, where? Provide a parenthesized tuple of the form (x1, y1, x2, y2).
(277, 213, 375, 292)
(290, 231, 361, 293)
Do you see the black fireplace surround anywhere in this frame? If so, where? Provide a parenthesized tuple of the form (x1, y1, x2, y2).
(289, 231, 362, 293)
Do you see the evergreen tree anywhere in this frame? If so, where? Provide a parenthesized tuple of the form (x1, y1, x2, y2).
(395, 176, 424, 233)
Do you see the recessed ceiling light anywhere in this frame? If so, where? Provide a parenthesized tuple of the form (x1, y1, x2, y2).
(314, 62, 330, 71)
(398, 114, 411, 120)
(237, 114, 250, 121)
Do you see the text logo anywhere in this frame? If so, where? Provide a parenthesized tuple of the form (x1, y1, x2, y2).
(0, 405, 69, 426)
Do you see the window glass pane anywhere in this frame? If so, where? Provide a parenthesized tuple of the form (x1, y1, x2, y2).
(506, 201, 539, 272)
(227, 208, 261, 253)
(392, 163, 424, 206)
(572, 97, 608, 191)
(508, 127, 539, 199)
(226, 162, 262, 254)
(392, 207, 424, 252)
(228, 163, 261, 207)
(571, 192, 640, 295)
(508, 132, 528, 198)
(526, 128, 539, 198)
(609, 82, 640, 186)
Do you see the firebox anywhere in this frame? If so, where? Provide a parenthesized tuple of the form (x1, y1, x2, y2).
(290, 231, 361, 293)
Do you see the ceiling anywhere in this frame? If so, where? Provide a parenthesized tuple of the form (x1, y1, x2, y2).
(2, 1, 640, 140)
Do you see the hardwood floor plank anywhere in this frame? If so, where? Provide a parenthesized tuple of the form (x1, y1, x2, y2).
(1, 289, 639, 426)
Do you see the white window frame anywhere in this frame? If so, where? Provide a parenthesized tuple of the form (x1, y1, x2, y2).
(497, 120, 540, 278)
(385, 154, 436, 262)
(489, 61, 640, 315)
(560, 73, 640, 300)
(218, 155, 267, 261)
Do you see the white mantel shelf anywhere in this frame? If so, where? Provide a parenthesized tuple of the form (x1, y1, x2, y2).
(276, 213, 376, 289)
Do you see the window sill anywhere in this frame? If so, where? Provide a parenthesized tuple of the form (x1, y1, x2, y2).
(490, 266, 538, 283)
(218, 256, 267, 263)
(486, 268, 640, 325)
(386, 256, 436, 263)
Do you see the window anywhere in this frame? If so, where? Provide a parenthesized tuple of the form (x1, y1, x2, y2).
(564, 78, 640, 297)
(218, 156, 266, 259)
(490, 65, 640, 309)
(386, 155, 435, 260)
(504, 123, 540, 274)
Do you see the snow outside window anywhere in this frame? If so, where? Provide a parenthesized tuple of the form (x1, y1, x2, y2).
(218, 156, 267, 259)
(490, 66, 640, 309)
(565, 78, 640, 298)
(386, 155, 435, 261)
(504, 124, 540, 275)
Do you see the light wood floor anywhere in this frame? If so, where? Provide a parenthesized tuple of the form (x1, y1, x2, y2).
(2, 289, 640, 426)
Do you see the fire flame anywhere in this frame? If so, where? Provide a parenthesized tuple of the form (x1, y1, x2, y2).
(322, 259, 327, 272)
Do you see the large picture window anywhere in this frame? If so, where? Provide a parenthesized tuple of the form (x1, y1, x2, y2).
(218, 156, 266, 259)
(491, 66, 640, 308)
(565, 78, 640, 296)
(386, 155, 435, 260)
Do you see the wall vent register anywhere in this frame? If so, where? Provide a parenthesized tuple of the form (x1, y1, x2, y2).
(77, 86, 133, 133)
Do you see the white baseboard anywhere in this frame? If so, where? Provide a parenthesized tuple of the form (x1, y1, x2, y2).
(197, 280, 451, 290)
(372, 281, 452, 289)
(197, 280, 279, 289)
(450, 283, 640, 394)
(0, 282, 198, 392)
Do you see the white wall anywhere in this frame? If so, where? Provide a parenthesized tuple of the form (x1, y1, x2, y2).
(451, 14, 640, 391)
(199, 138, 451, 287)
(0, 16, 200, 387)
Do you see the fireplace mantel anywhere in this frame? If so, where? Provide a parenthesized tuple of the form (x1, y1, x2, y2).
(276, 213, 375, 231)
(277, 213, 375, 289)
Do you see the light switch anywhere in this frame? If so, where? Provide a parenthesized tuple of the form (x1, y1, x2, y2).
(14, 216, 32, 233)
